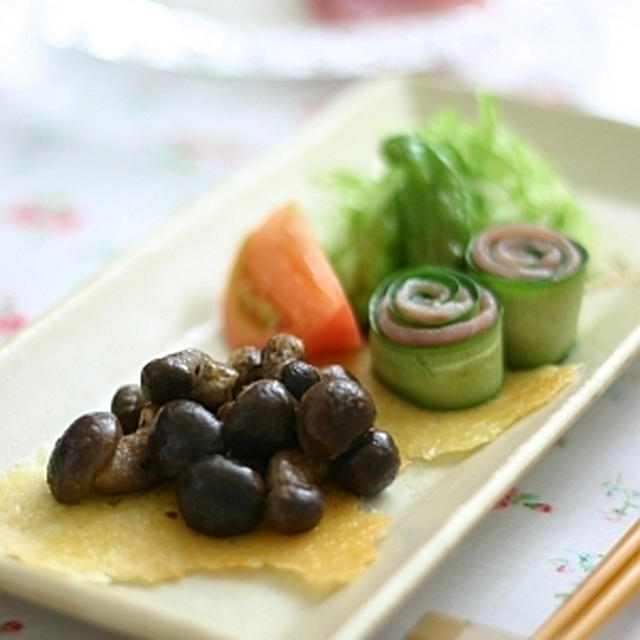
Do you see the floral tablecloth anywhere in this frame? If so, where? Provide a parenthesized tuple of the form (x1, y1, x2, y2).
(1, 1, 638, 638)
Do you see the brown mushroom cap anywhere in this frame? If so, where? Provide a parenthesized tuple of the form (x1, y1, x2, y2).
(224, 379, 297, 461)
(296, 378, 376, 460)
(141, 348, 238, 411)
(280, 360, 321, 400)
(331, 429, 400, 497)
(260, 333, 305, 379)
(176, 455, 265, 537)
(47, 412, 122, 503)
(148, 399, 225, 478)
(265, 484, 324, 535)
(264, 449, 326, 534)
(111, 384, 145, 435)
(141, 350, 196, 405)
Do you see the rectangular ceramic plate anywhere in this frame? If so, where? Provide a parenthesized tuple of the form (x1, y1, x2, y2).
(1, 78, 639, 640)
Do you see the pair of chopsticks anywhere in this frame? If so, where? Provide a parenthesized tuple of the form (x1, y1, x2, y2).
(409, 522, 639, 640)
(531, 519, 640, 640)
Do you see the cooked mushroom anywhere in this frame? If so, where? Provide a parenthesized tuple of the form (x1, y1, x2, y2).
(94, 426, 162, 494)
(264, 449, 326, 535)
(331, 429, 400, 497)
(111, 384, 145, 434)
(141, 348, 238, 411)
(47, 412, 122, 503)
(260, 333, 305, 379)
(45, 335, 400, 540)
(280, 360, 321, 400)
(176, 455, 265, 537)
(227, 345, 262, 392)
(148, 399, 225, 478)
(224, 379, 297, 461)
(140, 350, 194, 404)
(296, 378, 376, 460)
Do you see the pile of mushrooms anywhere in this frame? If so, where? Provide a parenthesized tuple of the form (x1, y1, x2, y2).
(47, 334, 400, 537)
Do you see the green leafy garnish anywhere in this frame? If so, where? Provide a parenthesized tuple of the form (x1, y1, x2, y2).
(323, 96, 591, 325)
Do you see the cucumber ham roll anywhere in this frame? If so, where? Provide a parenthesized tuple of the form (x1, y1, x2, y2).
(466, 224, 588, 368)
(369, 267, 503, 410)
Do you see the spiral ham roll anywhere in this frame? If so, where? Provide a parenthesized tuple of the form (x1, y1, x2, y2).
(369, 267, 504, 410)
(469, 224, 583, 281)
(466, 224, 588, 368)
(376, 272, 499, 346)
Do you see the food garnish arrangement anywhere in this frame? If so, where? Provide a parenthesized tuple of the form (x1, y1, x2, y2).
(0, 98, 591, 588)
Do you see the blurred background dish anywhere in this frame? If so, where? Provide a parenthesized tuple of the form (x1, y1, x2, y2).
(34, 0, 487, 79)
(30, 0, 640, 125)
(30, 0, 596, 84)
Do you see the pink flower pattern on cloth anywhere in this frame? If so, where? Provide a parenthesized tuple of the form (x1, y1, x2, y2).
(494, 487, 553, 513)
(1, 620, 23, 634)
(0, 297, 27, 337)
(7, 202, 83, 233)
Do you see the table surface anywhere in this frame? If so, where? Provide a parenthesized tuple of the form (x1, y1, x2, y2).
(1, 1, 638, 638)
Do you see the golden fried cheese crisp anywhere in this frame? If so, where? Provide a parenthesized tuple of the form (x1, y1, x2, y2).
(341, 348, 578, 461)
(0, 466, 389, 587)
(0, 347, 577, 586)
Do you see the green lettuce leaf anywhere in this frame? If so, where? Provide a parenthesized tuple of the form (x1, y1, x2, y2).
(322, 96, 591, 325)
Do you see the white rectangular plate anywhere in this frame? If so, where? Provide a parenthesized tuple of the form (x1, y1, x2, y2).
(1, 78, 639, 640)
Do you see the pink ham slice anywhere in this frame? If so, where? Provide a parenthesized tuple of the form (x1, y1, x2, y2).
(377, 286, 498, 346)
(470, 224, 582, 280)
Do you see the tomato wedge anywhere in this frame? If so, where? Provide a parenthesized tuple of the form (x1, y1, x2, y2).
(223, 203, 362, 359)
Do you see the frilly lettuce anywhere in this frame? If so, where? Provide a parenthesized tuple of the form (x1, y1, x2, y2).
(322, 96, 591, 325)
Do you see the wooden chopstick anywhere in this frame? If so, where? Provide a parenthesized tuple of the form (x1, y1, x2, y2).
(531, 520, 640, 640)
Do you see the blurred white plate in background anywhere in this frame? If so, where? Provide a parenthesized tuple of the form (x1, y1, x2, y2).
(33, 0, 596, 80)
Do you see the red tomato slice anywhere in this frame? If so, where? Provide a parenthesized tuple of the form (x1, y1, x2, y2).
(223, 203, 362, 359)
